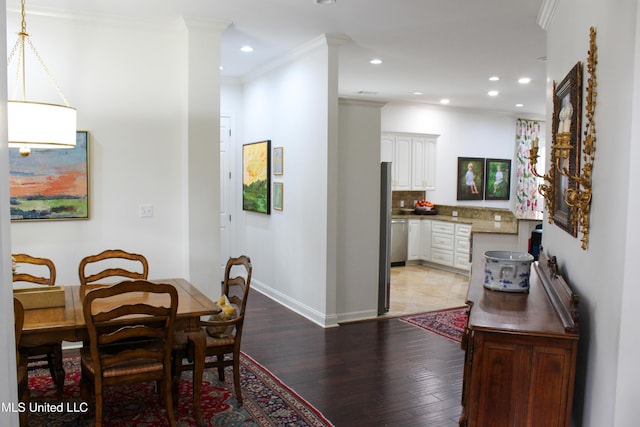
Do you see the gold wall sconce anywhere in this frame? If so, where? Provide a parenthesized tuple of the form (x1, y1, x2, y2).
(529, 27, 597, 250)
(529, 137, 555, 217)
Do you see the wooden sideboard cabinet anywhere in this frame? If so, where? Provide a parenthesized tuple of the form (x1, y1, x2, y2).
(459, 253, 579, 427)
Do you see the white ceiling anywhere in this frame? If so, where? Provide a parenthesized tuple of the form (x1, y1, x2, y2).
(9, 0, 547, 117)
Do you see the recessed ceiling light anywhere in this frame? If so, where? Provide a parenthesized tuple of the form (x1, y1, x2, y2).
(440, 98, 450, 104)
(518, 77, 531, 84)
(240, 45, 254, 53)
(369, 58, 383, 65)
(412, 91, 423, 95)
(538, 56, 548, 62)
(515, 103, 524, 107)
(314, 0, 336, 4)
(489, 76, 500, 81)
(488, 90, 499, 97)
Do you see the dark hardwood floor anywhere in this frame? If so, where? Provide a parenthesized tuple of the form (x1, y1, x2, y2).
(242, 291, 464, 427)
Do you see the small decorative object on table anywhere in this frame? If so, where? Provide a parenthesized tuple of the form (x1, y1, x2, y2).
(483, 251, 534, 292)
(414, 200, 437, 215)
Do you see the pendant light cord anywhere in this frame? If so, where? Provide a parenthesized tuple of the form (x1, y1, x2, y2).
(6, 0, 71, 106)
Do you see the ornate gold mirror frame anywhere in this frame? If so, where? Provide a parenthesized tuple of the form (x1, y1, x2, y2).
(529, 27, 597, 250)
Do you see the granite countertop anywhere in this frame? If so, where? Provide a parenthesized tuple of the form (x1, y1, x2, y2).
(392, 212, 519, 235)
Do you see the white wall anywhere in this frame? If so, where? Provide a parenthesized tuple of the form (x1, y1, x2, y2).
(336, 99, 384, 322)
(0, 1, 20, 424)
(382, 102, 545, 209)
(615, 4, 640, 425)
(235, 35, 339, 326)
(542, 0, 639, 425)
(7, 11, 224, 298)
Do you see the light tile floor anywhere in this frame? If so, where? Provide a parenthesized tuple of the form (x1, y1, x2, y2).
(382, 264, 470, 317)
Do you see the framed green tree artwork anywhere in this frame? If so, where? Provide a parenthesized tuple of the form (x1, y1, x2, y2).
(242, 140, 271, 214)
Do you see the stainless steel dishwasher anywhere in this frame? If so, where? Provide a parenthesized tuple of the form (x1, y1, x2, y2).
(391, 218, 408, 265)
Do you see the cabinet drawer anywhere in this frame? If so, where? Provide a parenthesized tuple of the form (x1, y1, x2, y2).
(455, 236, 470, 253)
(456, 224, 472, 237)
(454, 252, 470, 270)
(432, 221, 455, 235)
(432, 232, 454, 250)
(431, 248, 454, 266)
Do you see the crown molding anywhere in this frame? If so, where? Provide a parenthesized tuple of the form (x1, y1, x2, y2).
(7, 4, 176, 31)
(243, 33, 350, 83)
(180, 16, 231, 34)
(537, 0, 560, 30)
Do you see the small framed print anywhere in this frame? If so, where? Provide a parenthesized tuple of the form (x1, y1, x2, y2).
(273, 182, 283, 211)
(273, 147, 283, 175)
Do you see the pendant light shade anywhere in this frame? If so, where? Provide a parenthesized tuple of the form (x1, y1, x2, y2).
(8, 101, 77, 148)
(7, 0, 77, 156)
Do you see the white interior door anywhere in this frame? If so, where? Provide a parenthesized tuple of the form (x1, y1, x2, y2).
(220, 115, 234, 281)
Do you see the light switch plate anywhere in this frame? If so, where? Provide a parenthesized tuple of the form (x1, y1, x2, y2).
(452, 211, 458, 217)
(494, 214, 501, 222)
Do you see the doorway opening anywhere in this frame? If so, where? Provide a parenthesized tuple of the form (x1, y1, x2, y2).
(382, 264, 469, 317)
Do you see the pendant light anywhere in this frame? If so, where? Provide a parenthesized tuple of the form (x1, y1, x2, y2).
(7, 0, 77, 156)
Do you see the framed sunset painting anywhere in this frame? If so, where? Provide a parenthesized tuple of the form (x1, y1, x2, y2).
(242, 140, 271, 214)
(10, 131, 89, 221)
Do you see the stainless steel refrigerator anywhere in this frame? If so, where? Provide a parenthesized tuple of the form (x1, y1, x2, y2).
(378, 162, 392, 315)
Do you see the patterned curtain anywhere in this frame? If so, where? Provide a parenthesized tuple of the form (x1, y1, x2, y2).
(514, 119, 543, 215)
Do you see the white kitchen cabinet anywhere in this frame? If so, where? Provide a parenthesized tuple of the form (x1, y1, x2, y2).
(381, 135, 394, 163)
(382, 133, 438, 191)
(419, 219, 432, 260)
(431, 248, 455, 266)
(411, 137, 437, 191)
(431, 220, 455, 267)
(454, 224, 471, 270)
(405, 218, 471, 271)
(393, 136, 412, 190)
(407, 219, 421, 261)
(429, 221, 470, 271)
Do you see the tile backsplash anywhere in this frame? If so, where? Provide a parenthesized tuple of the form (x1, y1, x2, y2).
(392, 191, 426, 208)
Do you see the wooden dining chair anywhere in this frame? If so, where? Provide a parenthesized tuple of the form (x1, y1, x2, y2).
(12, 253, 66, 398)
(79, 280, 178, 427)
(173, 255, 252, 415)
(78, 249, 149, 287)
(14, 298, 29, 427)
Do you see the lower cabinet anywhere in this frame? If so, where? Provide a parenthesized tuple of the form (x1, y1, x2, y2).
(432, 220, 455, 267)
(462, 330, 577, 427)
(419, 220, 432, 260)
(407, 220, 421, 261)
(406, 219, 470, 271)
(460, 253, 579, 427)
(454, 224, 471, 270)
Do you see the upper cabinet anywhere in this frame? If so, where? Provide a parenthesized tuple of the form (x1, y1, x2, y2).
(381, 133, 438, 191)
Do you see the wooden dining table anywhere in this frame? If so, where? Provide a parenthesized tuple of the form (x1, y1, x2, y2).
(19, 278, 218, 426)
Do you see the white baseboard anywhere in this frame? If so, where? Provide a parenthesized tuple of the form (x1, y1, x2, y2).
(251, 279, 339, 328)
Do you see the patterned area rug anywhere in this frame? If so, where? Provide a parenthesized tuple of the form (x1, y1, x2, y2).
(400, 307, 468, 343)
(27, 352, 333, 427)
